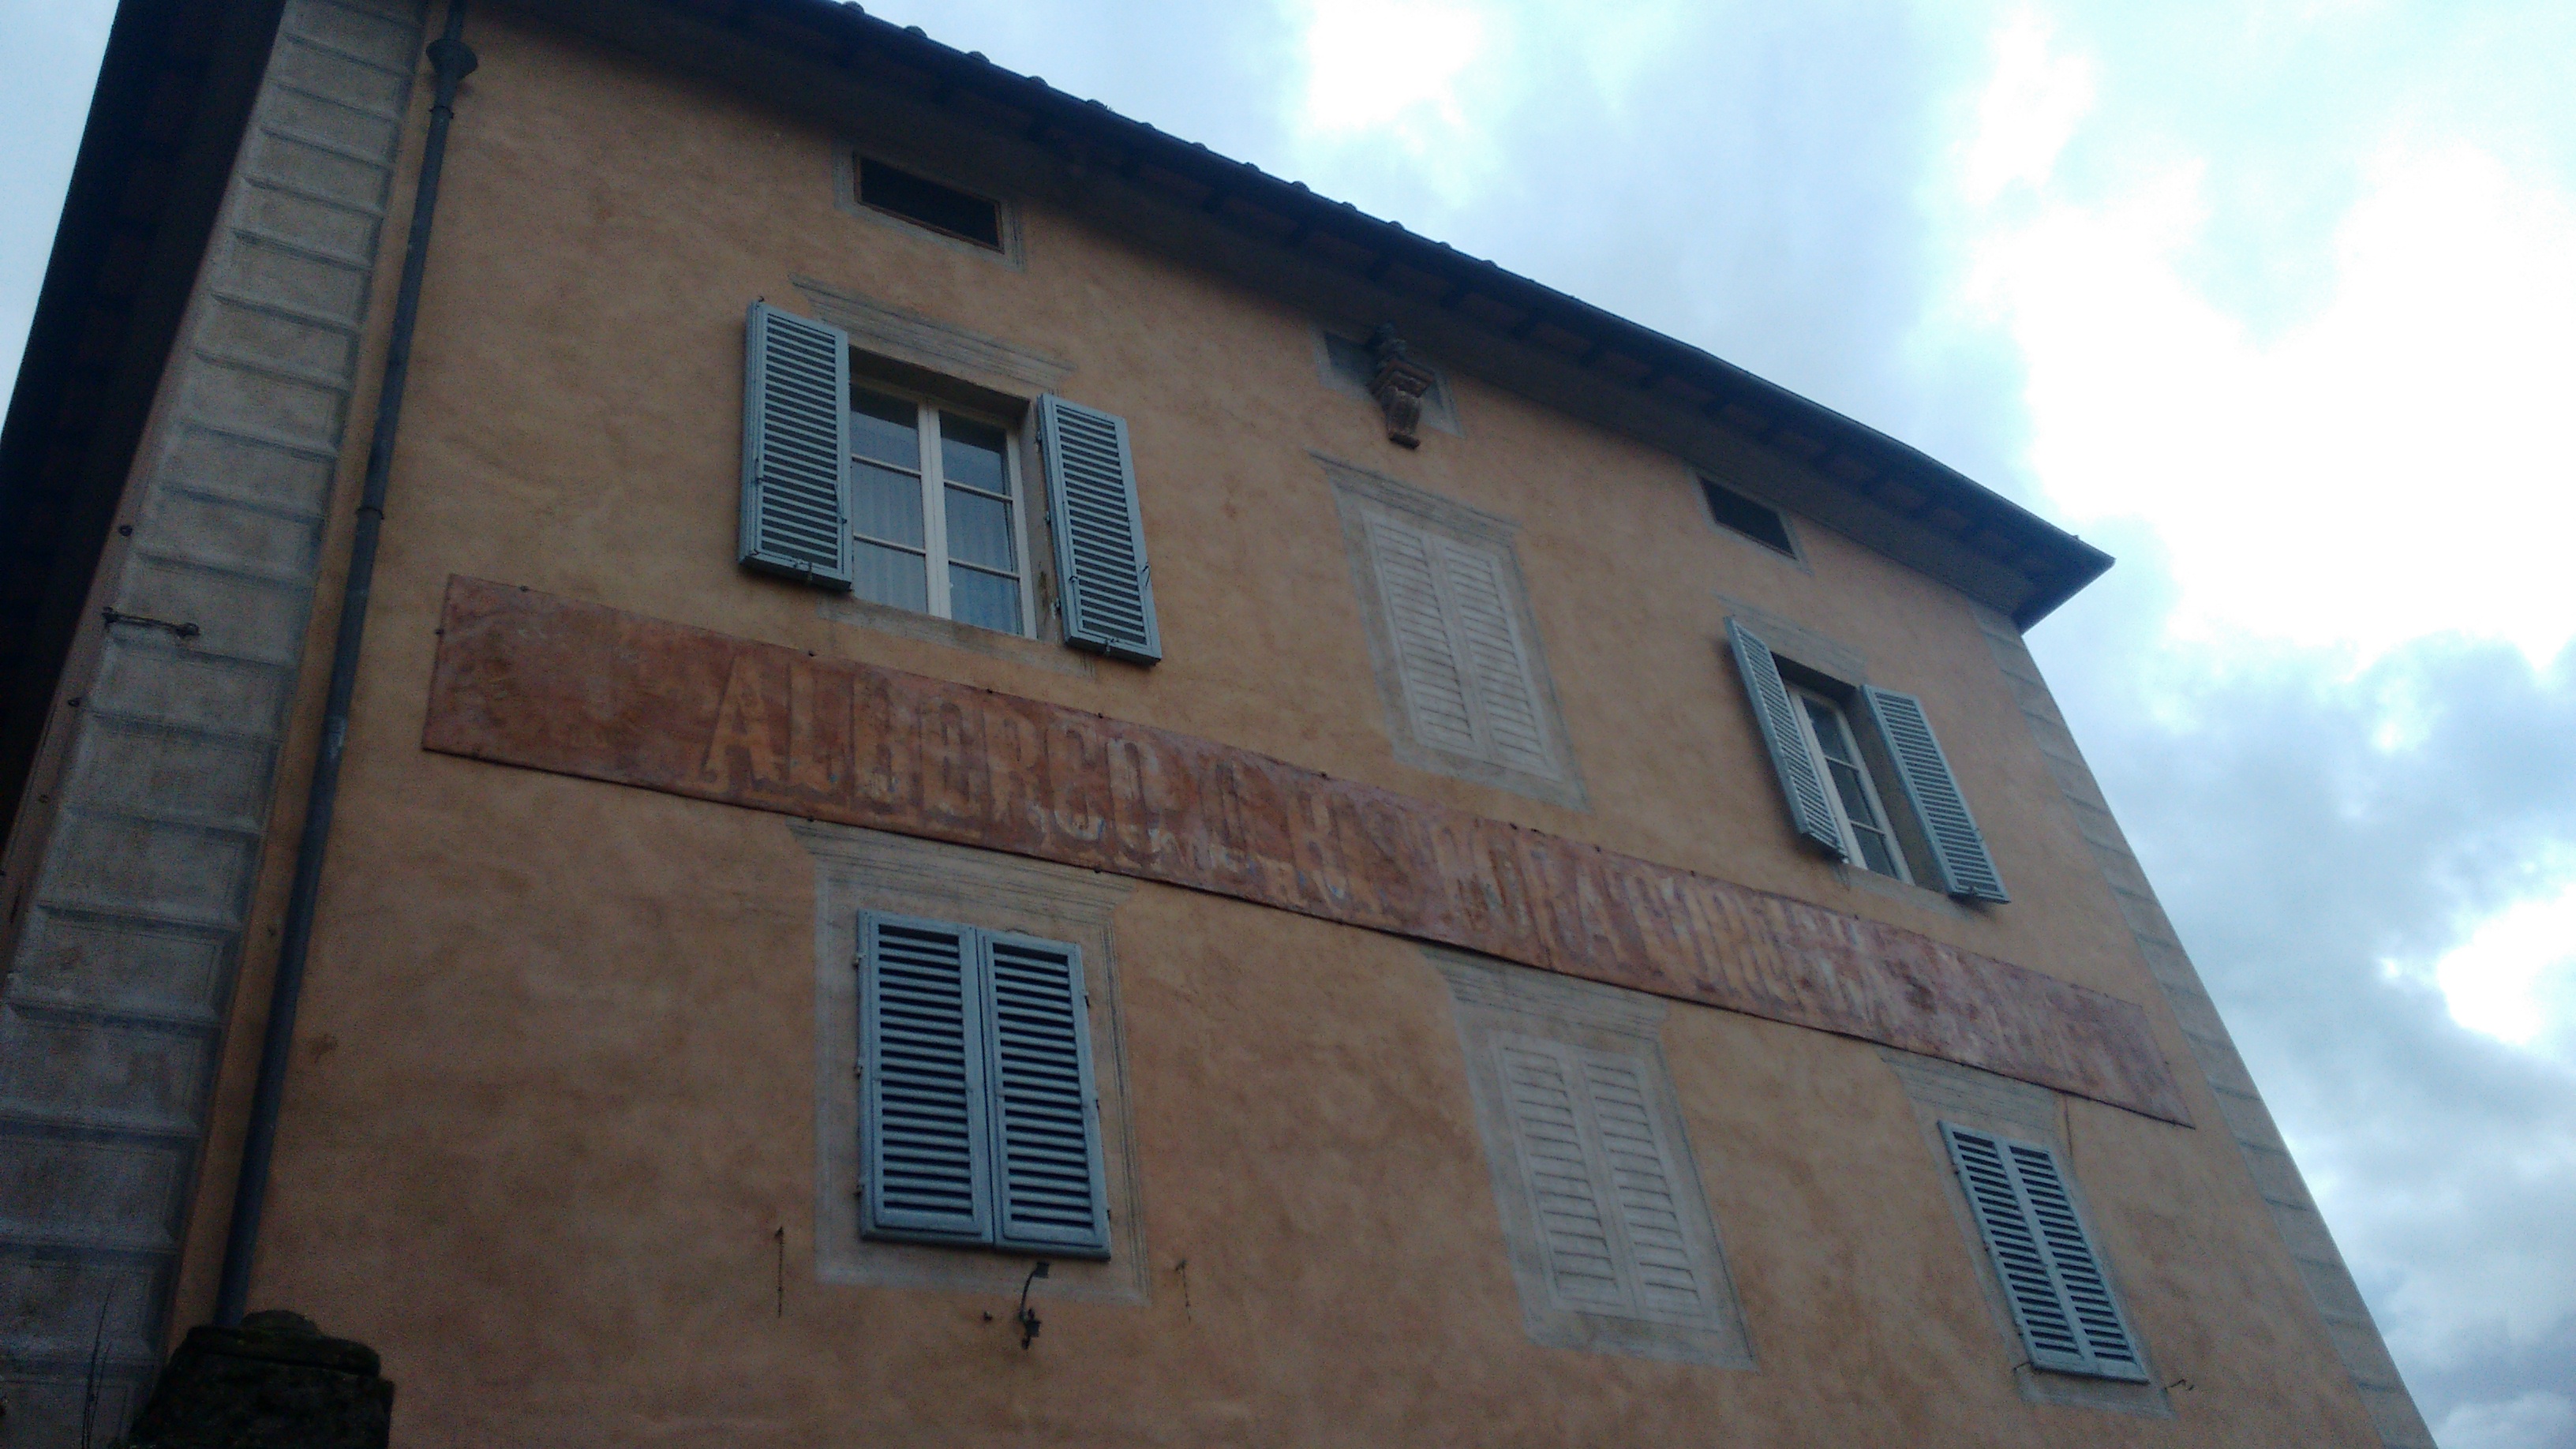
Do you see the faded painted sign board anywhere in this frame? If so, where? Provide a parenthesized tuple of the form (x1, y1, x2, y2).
(424, 577, 2189, 1124)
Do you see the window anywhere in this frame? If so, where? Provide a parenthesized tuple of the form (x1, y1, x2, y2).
(1790, 687, 1908, 882)
(1940, 1122, 2147, 1382)
(1368, 512, 1552, 777)
(1724, 618, 2009, 901)
(1699, 477, 1795, 556)
(859, 911, 1110, 1257)
(857, 156, 1004, 250)
(741, 302, 1163, 664)
(1327, 461, 1579, 805)
(1435, 949, 1752, 1367)
(848, 384, 1030, 635)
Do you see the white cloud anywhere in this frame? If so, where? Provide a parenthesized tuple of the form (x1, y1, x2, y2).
(1960, 9, 2094, 204)
(1294, 0, 1488, 146)
(2439, 1390, 2576, 1449)
(2429, 867, 2576, 1050)
(1960, 36, 2576, 671)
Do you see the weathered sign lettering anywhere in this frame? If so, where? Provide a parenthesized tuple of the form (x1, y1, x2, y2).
(424, 577, 2189, 1124)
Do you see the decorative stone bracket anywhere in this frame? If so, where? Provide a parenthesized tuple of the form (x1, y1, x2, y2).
(1366, 323, 1440, 448)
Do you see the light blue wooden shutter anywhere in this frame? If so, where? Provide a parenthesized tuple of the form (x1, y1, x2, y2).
(1941, 1123, 2147, 1380)
(1036, 395, 1162, 663)
(859, 912, 991, 1244)
(1725, 620, 1844, 858)
(1863, 688, 2009, 902)
(740, 301, 855, 589)
(979, 931, 1111, 1257)
(2009, 1137, 2147, 1379)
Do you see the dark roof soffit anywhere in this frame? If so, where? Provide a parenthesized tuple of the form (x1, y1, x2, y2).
(561, 0, 2114, 627)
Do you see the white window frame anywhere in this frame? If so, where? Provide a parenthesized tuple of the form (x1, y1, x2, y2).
(848, 382, 1036, 638)
(1788, 685, 1909, 884)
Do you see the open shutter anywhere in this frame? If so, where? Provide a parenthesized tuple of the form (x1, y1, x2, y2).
(2008, 1139, 2147, 1380)
(1942, 1124, 2144, 1379)
(1036, 395, 1161, 663)
(859, 913, 990, 1244)
(1863, 688, 2009, 902)
(740, 301, 854, 589)
(980, 931, 1111, 1257)
(1725, 620, 1844, 858)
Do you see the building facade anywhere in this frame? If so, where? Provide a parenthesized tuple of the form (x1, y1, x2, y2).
(0, 1, 2435, 1443)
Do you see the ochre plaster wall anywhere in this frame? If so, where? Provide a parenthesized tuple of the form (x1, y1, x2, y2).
(185, 7, 2383, 1444)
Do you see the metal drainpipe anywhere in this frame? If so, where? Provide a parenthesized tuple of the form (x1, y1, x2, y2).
(212, 0, 477, 1326)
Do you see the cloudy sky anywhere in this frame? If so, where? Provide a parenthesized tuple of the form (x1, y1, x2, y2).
(5, 0, 2570, 1443)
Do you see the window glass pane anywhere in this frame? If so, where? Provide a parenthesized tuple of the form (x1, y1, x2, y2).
(850, 389, 919, 469)
(1851, 825, 1901, 878)
(852, 460, 925, 548)
(944, 485, 1017, 572)
(1802, 696, 1857, 765)
(852, 540, 927, 613)
(949, 565, 1022, 635)
(1827, 759, 1879, 831)
(938, 414, 1009, 494)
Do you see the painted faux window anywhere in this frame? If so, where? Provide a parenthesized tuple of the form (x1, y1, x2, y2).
(1940, 1122, 2147, 1381)
(1327, 462, 1580, 806)
(1436, 949, 1753, 1367)
(1725, 618, 2009, 902)
(858, 911, 1110, 1257)
(848, 384, 1030, 635)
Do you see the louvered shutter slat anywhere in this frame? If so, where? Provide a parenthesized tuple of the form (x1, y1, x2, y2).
(1726, 620, 1845, 858)
(741, 302, 856, 588)
(1864, 688, 2009, 902)
(861, 913, 990, 1243)
(1037, 396, 1162, 663)
(983, 932, 1111, 1256)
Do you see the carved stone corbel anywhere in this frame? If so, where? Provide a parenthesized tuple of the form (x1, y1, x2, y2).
(1366, 324, 1439, 448)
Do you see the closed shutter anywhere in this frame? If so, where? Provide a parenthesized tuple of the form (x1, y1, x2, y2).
(980, 932, 1111, 1257)
(1863, 688, 2009, 902)
(1496, 1036, 1716, 1325)
(1941, 1123, 2146, 1380)
(1725, 620, 1844, 858)
(2009, 1137, 2146, 1379)
(1578, 1052, 1710, 1324)
(1436, 537, 1552, 777)
(1498, 1039, 1629, 1311)
(1036, 395, 1161, 663)
(1368, 514, 1481, 756)
(740, 301, 855, 588)
(1367, 513, 1555, 777)
(859, 913, 990, 1244)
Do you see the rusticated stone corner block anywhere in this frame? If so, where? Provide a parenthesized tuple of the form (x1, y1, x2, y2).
(122, 1311, 392, 1449)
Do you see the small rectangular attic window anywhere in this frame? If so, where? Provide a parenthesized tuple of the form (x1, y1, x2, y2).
(859, 158, 1004, 250)
(1701, 478, 1795, 556)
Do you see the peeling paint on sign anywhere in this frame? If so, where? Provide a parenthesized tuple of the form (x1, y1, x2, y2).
(423, 577, 2190, 1124)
